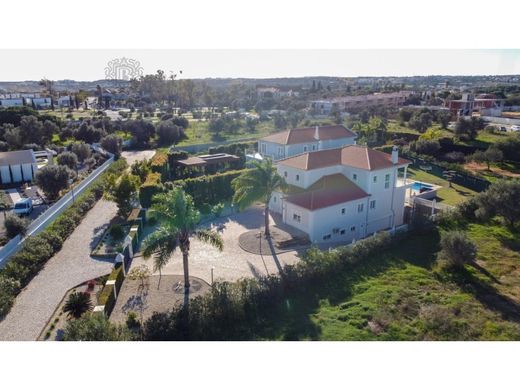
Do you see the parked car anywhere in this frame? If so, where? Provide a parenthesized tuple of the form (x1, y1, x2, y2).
(510, 125, 520, 132)
(13, 198, 33, 216)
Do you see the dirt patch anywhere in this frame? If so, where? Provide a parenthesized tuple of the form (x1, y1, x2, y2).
(110, 275, 211, 324)
(464, 162, 520, 178)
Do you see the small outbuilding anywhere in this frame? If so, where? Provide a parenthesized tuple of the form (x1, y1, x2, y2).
(0, 149, 39, 185)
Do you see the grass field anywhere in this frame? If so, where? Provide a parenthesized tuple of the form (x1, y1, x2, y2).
(407, 166, 477, 205)
(263, 221, 520, 341)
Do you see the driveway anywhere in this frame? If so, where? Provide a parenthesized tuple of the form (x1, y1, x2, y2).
(130, 206, 302, 285)
(122, 150, 156, 166)
(0, 200, 118, 341)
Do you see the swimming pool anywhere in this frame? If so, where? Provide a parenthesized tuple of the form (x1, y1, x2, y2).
(411, 181, 433, 192)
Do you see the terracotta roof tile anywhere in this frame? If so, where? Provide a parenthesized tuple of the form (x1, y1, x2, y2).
(278, 145, 410, 171)
(285, 174, 368, 211)
(260, 125, 356, 145)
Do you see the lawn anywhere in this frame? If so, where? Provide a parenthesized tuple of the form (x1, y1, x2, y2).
(263, 222, 520, 341)
(407, 166, 477, 205)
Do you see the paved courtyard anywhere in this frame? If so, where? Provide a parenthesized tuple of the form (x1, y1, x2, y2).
(130, 206, 303, 285)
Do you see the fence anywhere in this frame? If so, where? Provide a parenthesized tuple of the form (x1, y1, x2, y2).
(0, 154, 115, 267)
(406, 156, 491, 193)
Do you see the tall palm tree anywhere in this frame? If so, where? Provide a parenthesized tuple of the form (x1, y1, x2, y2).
(232, 159, 286, 237)
(142, 188, 223, 290)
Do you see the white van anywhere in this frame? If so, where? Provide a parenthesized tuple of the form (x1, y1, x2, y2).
(13, 198, 33, 216)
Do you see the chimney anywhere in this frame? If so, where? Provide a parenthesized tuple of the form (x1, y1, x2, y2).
(314, 125, 319, 140)
(391, 146, 399, 164)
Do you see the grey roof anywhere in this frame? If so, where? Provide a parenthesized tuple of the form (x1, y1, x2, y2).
(0, 150, 36, 166)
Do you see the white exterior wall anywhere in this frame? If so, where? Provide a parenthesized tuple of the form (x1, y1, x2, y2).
(0, 166, 10, 184)
(0, 99, 23, 107)
(319, 137, 356, 150)
(283, 202, 313, 236)
(305, 198, 369, 243)
(10, 165, 22, 183)
(286, 142, 319, 156)
(269, 190, 283, 214)
(258, 140, 284, 160)
(21, 163, 34, 181)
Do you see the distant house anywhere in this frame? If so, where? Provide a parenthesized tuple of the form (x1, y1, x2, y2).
(256, 86, 299, 100)
(57, 96, 73, 107)
(29, 97, 52, 109)
(258, 124, 357, 161)
(444, 93, 504, 117)
(310, 91, 414, 115)
(0, 98, 24, 107)
(0, 150, 39, 185)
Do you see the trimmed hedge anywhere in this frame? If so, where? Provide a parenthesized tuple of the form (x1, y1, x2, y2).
(143, 231, 401, 340)
(173, 168, 251, 206)
(139, 172, 165, 208)
(98, 264, 125, 316)
(0, 158, 127, 318)
(208, 141, 257, 156)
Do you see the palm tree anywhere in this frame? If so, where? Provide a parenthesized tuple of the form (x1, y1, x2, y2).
(232, 159, 286, 237)
(64, 292, 93, 319)
(142, 188, 223, 290)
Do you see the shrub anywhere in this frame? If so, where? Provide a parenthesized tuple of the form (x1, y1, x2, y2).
(71, 142, 91, 163)
(474, 179, 520, 229)
(126, 311, 141, 329)
(63, 292, 93, 318)
(62, 314, 131, 341)
(410, 139, 440, 156)
(0, 276, 21, 317)
(211, 203, 225, 217)
(174, 168, 251, 206)
(57, 151, 78, 170)
(438, 230, 477, 269)
(4, 213, 29, 238)
(139, 172, 164, 208)
(35, 164, 72, 200)
(100, 135, 123, 158)
(109, 224, 125, 241)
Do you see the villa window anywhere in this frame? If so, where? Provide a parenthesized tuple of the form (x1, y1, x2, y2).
(284, 171, 287, 177)
(323, 234, 332, 240)
(340, 229, 346, 235)
(333, 228, 340, 234)
(273, 197, 277, 203)
(357, 203, 364, 213)
(341, 208, 346, 215)
(293, 214, 301, 223)
(353, 173, 357, 181)
(350, 226, 356, 232)
(373, 176, 377, 183)
(385, 174, 390, 189)
(370, 200, 376, 209)
(303, 146, 308, 152)
(312, 145, 316, 151)
(261, 143, 266, 153)
(296, 174, 300, 181)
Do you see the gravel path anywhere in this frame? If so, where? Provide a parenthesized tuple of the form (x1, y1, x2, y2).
(0, 200, 118, 341)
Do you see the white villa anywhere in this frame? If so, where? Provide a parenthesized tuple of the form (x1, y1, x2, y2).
(269, 145, 411, 243)
(0, 149, 39, 185)
(258, 124, 357, 161)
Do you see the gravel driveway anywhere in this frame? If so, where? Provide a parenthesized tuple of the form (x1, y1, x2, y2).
(131, 206, 302, 284)
(0, 200, 119, 341)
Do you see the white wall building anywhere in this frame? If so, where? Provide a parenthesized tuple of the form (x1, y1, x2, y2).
(258, 124, 357, 161)
(270, 145, 411, 243)
(0, 150, 39, 185)
(0, 98, 24, 107)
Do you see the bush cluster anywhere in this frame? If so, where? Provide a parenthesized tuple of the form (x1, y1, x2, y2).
(142, 231, 397, 340)
(173, 168, 251, 207)
(0, 158, 127, 318)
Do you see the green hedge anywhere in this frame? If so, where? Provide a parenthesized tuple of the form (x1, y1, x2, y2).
(139, 172, 165, 208)
(98, 264, 125, 316)
(0, 158, 127, 318)
(173, 168, 251, 206)
(208, 141, 257, 155)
